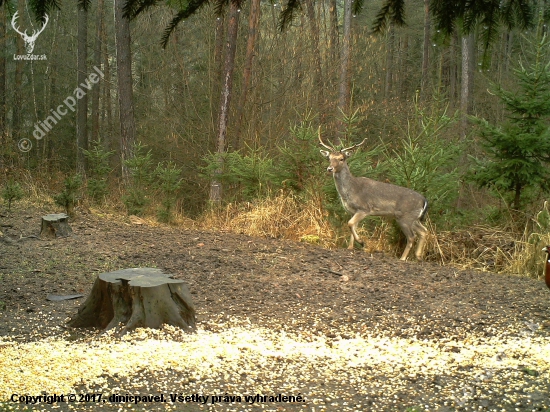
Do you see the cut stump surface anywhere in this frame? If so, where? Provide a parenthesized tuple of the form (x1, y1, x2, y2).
(68, 268, 196, 335)
(40, 213, 72, 239)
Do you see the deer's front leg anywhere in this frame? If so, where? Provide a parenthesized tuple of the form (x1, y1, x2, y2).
(348, 211, 368, 249)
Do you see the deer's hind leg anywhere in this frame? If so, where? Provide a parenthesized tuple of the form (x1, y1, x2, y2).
(412, 220, 428, 260)
(396, 217, 416, 261)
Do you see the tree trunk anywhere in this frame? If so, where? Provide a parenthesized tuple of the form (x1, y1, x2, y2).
(338, 0, 352, 120)
(211, 13, 226, 133)
(306, 0, 325, 123)
(460, 32, 475, 138)
(91, 0, 104, 145)
(456, 32, 476, 209)
(68, 268, 196, 336)
(384, 24, 394, 100)
(0, 5, 5, 139)
(421, 0, 430, 97)
(449, 31, 458, 105)
(12, 2, 24, 143)
(77, 4, 88, 173)
(210, 1, 240, 203)
(329, 0, 339, 64)
(114, 0, 136, 185)
(234, 0, 261, 148)
(397, 35, 408, 96)
(102, 10, 113, 155)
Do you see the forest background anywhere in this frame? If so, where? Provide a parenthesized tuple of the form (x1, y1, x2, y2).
(2, 0, 550, 279)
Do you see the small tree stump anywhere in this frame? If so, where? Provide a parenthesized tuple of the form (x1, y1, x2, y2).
(40, 213, 72, 239)
(68, 268, 196, 335)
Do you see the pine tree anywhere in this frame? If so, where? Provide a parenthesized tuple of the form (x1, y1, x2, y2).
(470, 24, 550, 210)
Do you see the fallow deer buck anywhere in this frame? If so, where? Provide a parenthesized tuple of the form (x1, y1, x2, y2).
(319, 129, 428, 260)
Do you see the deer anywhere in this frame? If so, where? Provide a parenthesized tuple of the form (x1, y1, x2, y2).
(11, 12, 49, 54)
(319, 129, 428, 261)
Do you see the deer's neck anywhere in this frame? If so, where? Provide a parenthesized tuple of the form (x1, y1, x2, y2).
(333, 165, 356, 199)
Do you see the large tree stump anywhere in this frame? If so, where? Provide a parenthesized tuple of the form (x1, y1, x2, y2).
(40, 213, 72, 239)
(68, 268, 196, 335)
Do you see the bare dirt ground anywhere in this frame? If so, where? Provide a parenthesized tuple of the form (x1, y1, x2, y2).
(1, 205, 550, 412)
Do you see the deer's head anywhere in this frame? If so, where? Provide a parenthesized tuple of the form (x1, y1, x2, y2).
(12, 12, 49, 54)
(318, 127, 366, 174)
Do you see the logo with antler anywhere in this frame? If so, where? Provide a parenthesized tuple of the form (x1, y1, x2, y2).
(11, 12, 49, 54)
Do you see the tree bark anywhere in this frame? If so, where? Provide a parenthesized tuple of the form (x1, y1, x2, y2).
(460, 32, 475, 138)
(449, 31, 458, 105)
(91, 0, 104, 145)
(306, 0, 325, 123)
(421, 0, 430, 98)
(456, 31, 476, 209)
(329, 0, 339, 64)
(211, 12, 226, 131)
(77, 4, 88, 173)
(102, 10, 113, 155)
(338, 0, 352, 118)
(210, 1, 240, 203)
(234, 0, 261, 148)
(384, 24, 394, 100)
(68, 268, 196, 336)
(0, 5, 5, 139)
(12, 2, 24, 143)
(114, 0, 136, 185)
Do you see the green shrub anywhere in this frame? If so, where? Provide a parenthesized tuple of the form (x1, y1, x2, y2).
(53, 174, 82, 217)
(469, 28, 550, 210)
(1, 179, 24, 211)
(82, 140, 114, 202)
(202, 147, 281, 202)
(123, 142, 153, 216)
(154, 161, 183, 223)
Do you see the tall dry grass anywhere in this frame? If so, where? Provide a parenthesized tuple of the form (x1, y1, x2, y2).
(199, 192, 550, 280)
(197, 190, 336, 247)
(6, 173, 550, 280)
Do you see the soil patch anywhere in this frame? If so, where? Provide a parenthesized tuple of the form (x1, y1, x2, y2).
(1, 206, 549, 411)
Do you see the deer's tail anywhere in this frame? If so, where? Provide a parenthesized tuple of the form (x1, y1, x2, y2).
(419, 199, 429, 221)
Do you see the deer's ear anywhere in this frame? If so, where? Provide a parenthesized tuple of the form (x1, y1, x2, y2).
(320, 150, 330, 158)
(342, 150, 354, 158)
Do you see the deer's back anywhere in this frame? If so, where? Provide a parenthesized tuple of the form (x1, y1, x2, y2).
(337, 176, 426, 218)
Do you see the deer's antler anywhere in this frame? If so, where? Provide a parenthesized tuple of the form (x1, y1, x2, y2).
(341, 138, 367, 153)
(318, 126, 333, 151)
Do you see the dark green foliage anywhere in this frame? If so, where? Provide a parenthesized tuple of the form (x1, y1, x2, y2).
(380, 103, 461, 223)
(124, 0, 227, 47)
(1, 179, 24, 211)
(469, 30, 550, 210)
(278, 0, 302, 31)
(82, 140, 114, 202)
(202, 148, 281, 202)
(123, 142, 154, 216)
(54, 174, 82, 217)
(371, 0, 405, 33)
(123, 189, 150, 217)
(154, 161, 183, 223)
(276, 121, 327, 192)
(429, 0, 533, 67)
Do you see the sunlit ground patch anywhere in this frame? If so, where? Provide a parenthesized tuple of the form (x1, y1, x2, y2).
(1, 318, 549, 411)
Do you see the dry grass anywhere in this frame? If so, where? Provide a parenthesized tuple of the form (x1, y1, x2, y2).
(198, 194, 550, 280)
(197, 191, 336, 248)
(6, 172, 550, 280)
